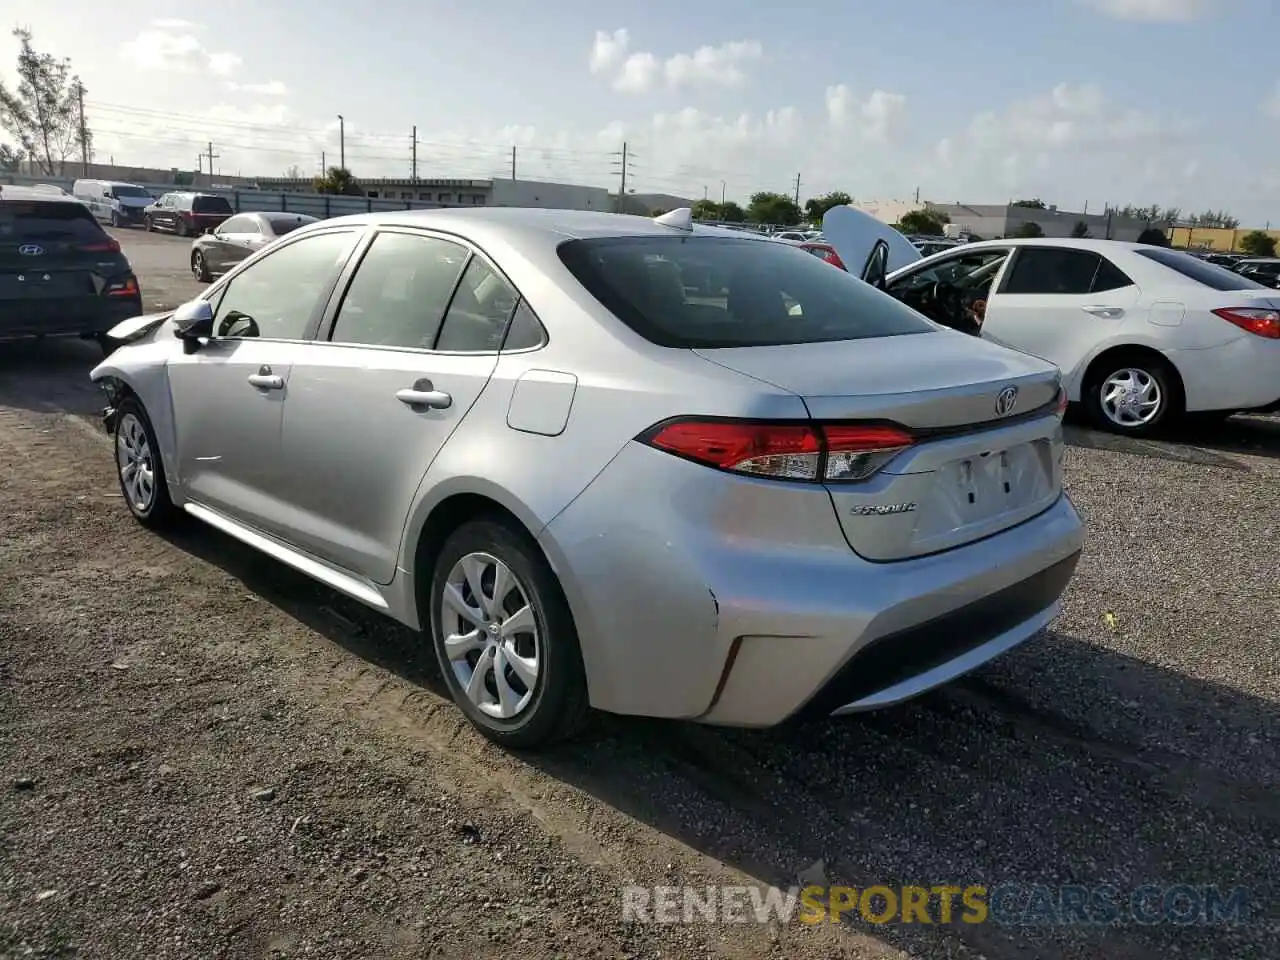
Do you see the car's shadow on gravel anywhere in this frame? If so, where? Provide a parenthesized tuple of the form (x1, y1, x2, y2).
(0, 338, 104, 417)
(1064, 411, 1280, 469)
(157, 520, 1278, 960)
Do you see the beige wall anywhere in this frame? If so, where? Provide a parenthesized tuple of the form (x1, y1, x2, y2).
(1170, 226, 1280, 252)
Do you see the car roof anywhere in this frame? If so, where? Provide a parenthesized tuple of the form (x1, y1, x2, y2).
(953, 237, 1167, 255)
(304, 206, 777, 246)
(0, 184, 88, 204)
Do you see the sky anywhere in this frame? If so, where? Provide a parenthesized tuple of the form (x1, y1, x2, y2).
(5, 0, 1280, 223)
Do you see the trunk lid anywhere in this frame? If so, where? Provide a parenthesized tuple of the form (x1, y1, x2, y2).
(695, 332, 1066, 561)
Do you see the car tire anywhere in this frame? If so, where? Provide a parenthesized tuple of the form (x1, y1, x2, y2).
(113, 397, 179, 529)
(175, 219, 188, 238)
(1083, 354, 1182, 437)
(428, 518, 589, 750)
(191, 250, 212, 283)
(144, 216, 153, 232)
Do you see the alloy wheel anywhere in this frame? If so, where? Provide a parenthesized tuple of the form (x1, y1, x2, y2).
(1100, 368, 1162, 428)
(115, 413, 156, 513)
(192, 252, 205, 280)
(439, 552, 540, 720)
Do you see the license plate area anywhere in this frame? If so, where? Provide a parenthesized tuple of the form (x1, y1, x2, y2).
(911, 439, 1056, 549)
(0, 271, 91, 299)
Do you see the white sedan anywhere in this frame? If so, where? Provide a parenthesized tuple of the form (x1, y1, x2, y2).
(822, 208, 1280, 435)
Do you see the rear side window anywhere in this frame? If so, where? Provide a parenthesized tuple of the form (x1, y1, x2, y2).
(194, 195, 233, 214)
(264, 214, 317, 236)
(1134, 248, 1268, 290)
(1003, 247, 1133, 295)
(557, 236, 934, 348)
(0, 201, 105, 242)
(434, 255, 519, 352)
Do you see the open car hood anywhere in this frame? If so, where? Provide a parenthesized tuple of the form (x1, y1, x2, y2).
(821, 205, 922, 279)
(105, 310, 173, 344)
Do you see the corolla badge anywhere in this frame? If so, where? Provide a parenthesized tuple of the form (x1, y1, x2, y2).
(995, 384, 1019, 417)
(18, 243, 44, 256)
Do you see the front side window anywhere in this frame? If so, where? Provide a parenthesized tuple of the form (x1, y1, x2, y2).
(888, 249, 1011, 295)
(558, 235, 935, 348)
(328, 231, 468, 349)
(218, 215, 255, 234)
(434, 256, 520, 352)
(212, 231, 357, 340)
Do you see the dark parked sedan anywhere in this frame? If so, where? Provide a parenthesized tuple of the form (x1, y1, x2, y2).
(0, 184, 143, 352)
(189, 211, 320, 281)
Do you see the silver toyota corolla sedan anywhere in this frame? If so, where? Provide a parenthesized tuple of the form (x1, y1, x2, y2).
(90, 206, 1085, 749)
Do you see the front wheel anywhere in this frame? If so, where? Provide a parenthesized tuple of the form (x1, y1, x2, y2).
(1083, 357, 1181, 436)
(175, 218, 188, 238)
(428, 519, 588, 749)
(113, 397, 180, 529)
(144, 216, 154, 232)
(191, 250, 212, 283)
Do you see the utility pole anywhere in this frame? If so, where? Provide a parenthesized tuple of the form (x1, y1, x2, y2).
(794, 173, 801, 207)
(611, 142, 635, 213)
(321, 151, 326, 173)
(511, 146, 517, 181)
(721, 180, 726, 206)
(337, 115, 345, 170)
(206, 142, 219, 179)
(914, 185, 920, 204)
(411, 125, 419, 182)
(196, 155, 203, 176)
(703, 185, 708, 201)
(75, 82, 89, 175)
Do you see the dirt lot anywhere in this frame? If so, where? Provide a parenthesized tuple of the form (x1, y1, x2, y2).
(1, 228, 1278, 959)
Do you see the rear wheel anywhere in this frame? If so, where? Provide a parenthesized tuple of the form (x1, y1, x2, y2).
(113, 397, 179, 529)
(191, 250, 212, 282)
(1083, 354, 1182, 436)
(428, 518, 588, 749)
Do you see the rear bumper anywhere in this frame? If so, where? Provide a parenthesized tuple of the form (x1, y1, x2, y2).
(539, 440, 1086, 726)
(1170, 336, 1280, 412)
(0, 296, 143, 340)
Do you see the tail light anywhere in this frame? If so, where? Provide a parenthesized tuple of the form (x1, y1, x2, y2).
(1212, 307, 1280, 339)
(819, 246, 846, 270)
(79, 239, 121, 253)
(105, 276, 139, 298)
(638, 418, 914, 483)
(1055, 386, 1069, 417)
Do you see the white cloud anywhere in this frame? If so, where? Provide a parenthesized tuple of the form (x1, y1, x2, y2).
(614, 52, 660, 93)
(119, 24, 244, 77)
(206, 52, 243, 75)
(589, 29, 630, 74)
(663, 41, 763, 89)
(825, 85, 907, 143)
(1080, 0, 1215, 21)
(592, 31, 764, 93)
(226, 80, 289, 97)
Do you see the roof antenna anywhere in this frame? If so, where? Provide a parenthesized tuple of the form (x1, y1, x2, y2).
(653, 207, 693, 231)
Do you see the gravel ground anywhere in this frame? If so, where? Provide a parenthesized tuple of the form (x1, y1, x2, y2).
(1, 230, 1277, 959)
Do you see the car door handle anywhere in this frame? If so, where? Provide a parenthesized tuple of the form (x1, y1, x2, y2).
(1083, 305, 1124, 318)
(396, 388, 452, 409)
(247, 372, 284, 390)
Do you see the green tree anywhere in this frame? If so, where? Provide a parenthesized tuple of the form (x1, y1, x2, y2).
(803, 191, 852, 224)
(1013, 221, 1045, 238)
(1012, 198, 1047, 209)
(691, 198, 721, 220)
(1070, 220, 1091, 238)
(719, 200, 746, 223)
(746, 191, 801, 226)
(0, 143, 22, 172)
(1136, 227, 1170, 247)
(897, 208, 949, 236)
(0, 29, 89, 177)
(313, 166, 363, 196)
(1238, 230, 1277, 257)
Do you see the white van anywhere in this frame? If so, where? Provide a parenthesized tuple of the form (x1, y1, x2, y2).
(71, 179, 155, 228)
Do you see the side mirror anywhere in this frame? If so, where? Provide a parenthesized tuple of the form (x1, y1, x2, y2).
(172, 299, 214, 354)
(204, 226, 216, 235)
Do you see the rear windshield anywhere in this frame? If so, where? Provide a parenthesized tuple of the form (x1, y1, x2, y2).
(557, 235, 936, 347)
(110, 185, 151, 198)
(193, 195, 233, 214)
(0, 201, 105, 242)
(1135, 248, 1268, 291)
(264, 213, 317, 236)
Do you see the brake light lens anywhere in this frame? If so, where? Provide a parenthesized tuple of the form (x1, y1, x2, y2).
(1212, 307, 1280, 339)
(639, 419, 914, 482)
(105, 276, 139, 297)
(79, 239, 121, 253)
(1055, 386, 1069, 417)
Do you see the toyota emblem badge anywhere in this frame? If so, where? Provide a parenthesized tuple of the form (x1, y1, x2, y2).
(995, 385, 1018, 417)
